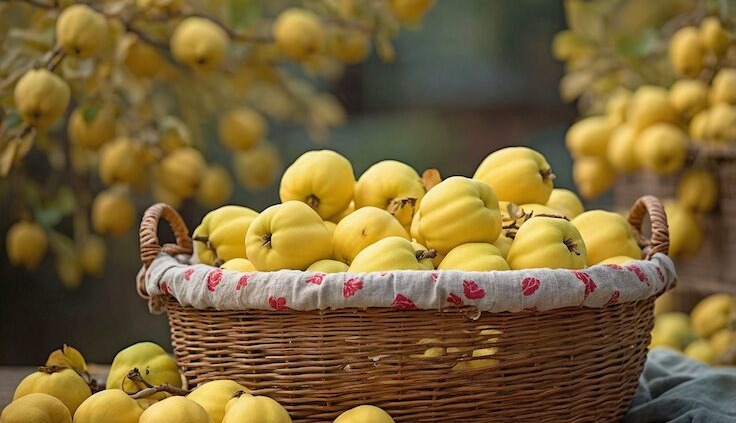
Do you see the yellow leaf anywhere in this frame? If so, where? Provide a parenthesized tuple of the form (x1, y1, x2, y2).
(422, 168, 441, 191)
(0, 140, 18, 177)
(45, 349, 71, 368)
(63, 344, 87, 372)
(15, 130, 35, 161)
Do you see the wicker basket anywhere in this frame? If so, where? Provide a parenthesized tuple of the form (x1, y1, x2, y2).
(613, 146, 736, 311)
(138, 196, 671, 423)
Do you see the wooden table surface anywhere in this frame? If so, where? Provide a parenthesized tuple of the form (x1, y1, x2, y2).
(0, 365, 109, 409)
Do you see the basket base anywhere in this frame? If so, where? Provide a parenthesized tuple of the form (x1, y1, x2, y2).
(165, 299, 655, 422)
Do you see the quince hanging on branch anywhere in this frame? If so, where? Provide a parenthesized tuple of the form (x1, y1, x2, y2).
(0, 0, 437, 289)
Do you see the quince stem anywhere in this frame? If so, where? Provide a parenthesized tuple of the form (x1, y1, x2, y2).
(564, 238, 581, 256)
(231, 390, 249, 399)
(307, 194, 320, 211)
(125, 367, 190, 398)
(540, 168, 556, 181)
(387, 197, 417, 215)
(130, 384, 190, 399)
(194, 235, 224, 266)
(37, 365, 64, 374)
(416, 249, 437, 261)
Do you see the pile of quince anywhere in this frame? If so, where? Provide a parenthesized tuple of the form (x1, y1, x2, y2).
(563, 16, 734, 261)
(652, 293, 735, 366)
(191, 146, 645, 274)
(0, 342, 395, 423)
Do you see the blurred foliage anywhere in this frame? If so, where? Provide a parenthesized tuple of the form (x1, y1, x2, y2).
(552, 0, 736, 114)
(0, 0, 436, 288)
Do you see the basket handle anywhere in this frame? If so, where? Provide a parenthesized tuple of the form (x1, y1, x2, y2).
(627, 195, 669, 259)
(139, 203, 193, 267)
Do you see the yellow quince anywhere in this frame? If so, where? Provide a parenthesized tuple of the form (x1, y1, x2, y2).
(222, 394, 291, 423)
(605, 89, 631, 126)
(492, 232, 512, 259)
(68, 106, 116, 151)
(637, 123, 688, 175)
(710, 329, 735, 359)
(307, 259, 348, 273)
(188, 380, 250, 423)
(710, 68, 736, 105)
(6, 221, 47, 270)
(545, 188, 584, 219)
(664, 199, 702, 259)
(171, 17, 229, 73)
(607, 124, 641, 173)
(669, 79, 708, 118)
(246, 201, 332, 271)
(597, 255, 637, 265)
(507, 216, 587, 270)
(121, 35, 163, 78)
(220, 258, 256, 272)
(140, 396, 213, 423)
(55, 4, 107, 59)
(473, 147, 555, 204)
(412, 176, 501, 255)
(438, 243, 509, 271)
(332, 206, 409, 264)
(565, 116, 612, 158)
(389, 0, 435, 24)
(73, 389, 148, 423)
(273, 8, 325, 61)
(572, 210, 641, 265)
(333, 404, 394, 423)
(279, 150, 355, 220)
(669, 26, 704, 78)
(690, 294, 734, 338)
(328, 28, 370, 64)
(106, 342, 181, 397)
(677, 169, 718, 214)
(14, 69, 70, 128)
(14, 367, 91, 415)
(98, 138, 147, 186)
(0, 393, 71, 423)
(196, 165, 234, 208)
(573, 156, 616, 200)
(91, 188, 136, 237)
(354, 160, 425, 230)
(157, 147, 207, 199)
(193, 205, 259, 266)
(218, 108, 267, 152)
(233, 142, 282, 189)
(651, 312, 694, 350)
(328, 200, 355, 224)
(700, 17, 729, 55)
(684, 339, 716, 365)
(78, 235, 106, 276)
(627, 85, 677, 132)
(348, 236, 435, 272)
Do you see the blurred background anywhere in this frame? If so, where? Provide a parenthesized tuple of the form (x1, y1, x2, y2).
(0, 1, 579, 365)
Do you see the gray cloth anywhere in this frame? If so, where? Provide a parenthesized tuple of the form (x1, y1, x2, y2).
(624, 348, 736, 423)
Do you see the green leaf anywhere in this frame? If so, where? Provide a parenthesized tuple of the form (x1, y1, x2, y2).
(35, 207, 64, 228)
(614, 30, 658, 59)
(228, 0, 261, 29)
(82, 106, 100, 123)
(3, 112, 23, 132)
(54, 186, 76, 215)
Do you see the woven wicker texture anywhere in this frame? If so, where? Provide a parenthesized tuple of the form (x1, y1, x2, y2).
(139, 196, 669, 422)
(166, 299, 653, 423)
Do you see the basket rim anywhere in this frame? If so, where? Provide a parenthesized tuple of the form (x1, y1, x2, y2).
(139, 251, 676, 314)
